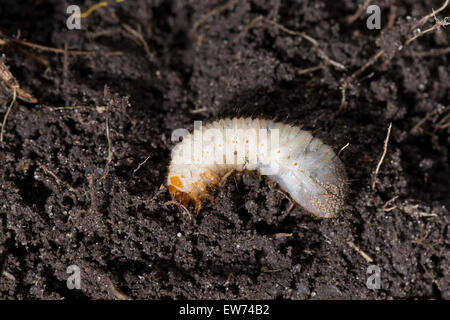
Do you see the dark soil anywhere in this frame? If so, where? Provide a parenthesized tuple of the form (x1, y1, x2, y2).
(0, 0, 449, 299)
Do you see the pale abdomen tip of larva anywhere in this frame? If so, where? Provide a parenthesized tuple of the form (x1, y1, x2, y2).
(167, 117, 348, 218)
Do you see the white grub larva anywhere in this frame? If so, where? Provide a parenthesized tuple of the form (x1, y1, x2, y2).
(167, 117, 348, 218)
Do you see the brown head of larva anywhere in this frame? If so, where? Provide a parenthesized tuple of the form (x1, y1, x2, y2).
(168, 184, 191, 206)
(167, 175, 191, 206)
(168, 175, 215, 212)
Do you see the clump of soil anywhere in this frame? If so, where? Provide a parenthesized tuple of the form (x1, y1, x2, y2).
(0, 0, 448, 299)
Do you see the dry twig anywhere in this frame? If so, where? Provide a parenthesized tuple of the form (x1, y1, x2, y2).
(122, 23, 153, 61)
(406, 14, 450, 46)
(189, 106, 211, 114)
(411, 0, 449, 30)
(45, 105, 107, 112)
(372, 123, 392, 191)
(0, 59, 37, 103)
(296, 65, 323, 76)
(435, 109, 450, 130)
(192, 0, 239, 32)
(75, 0, 127, 19)
(382, 195, 399, 212)
(133, 155, 151, 174)
(337, 142, 350, 157)
(348, 241, 374, 263)
(405, 47, 450, 57)
(340, 0, 450, 108)
(3, 37, 123, 56)
(265, 19, 346, 71)
(383, 3, 398, 33)
(0, 87, 16, 144)
(234, 15, 263, 42)
(346, 0, 372, 24)
(104, 99, 113, 165)
(36, 161, 76, 193)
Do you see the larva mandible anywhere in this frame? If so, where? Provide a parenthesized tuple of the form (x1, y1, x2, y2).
(167, 117, 347, 218)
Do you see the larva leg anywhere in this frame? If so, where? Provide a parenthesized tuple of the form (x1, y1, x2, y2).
(267, 178, 277, 191)
(191, 193, 202, 213)
(287, 202, 295, 213)
(198, 192, 214, 204)
(168, 185, 191, 207)
(219, 169, 234, 186)
(192, 181, 215, 213)
(270, 180, 296, 213)
(256, 170, 263, 182)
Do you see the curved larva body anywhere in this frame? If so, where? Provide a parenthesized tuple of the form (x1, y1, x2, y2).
(167, 117, 347, 218)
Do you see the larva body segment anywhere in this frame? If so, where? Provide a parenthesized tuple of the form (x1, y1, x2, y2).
(167, 117, 347, 218)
